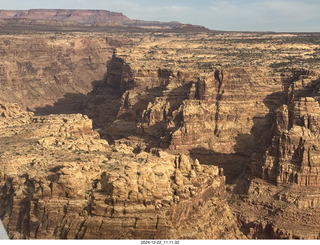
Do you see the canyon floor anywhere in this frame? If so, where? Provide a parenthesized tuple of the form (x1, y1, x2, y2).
(1, 17, 320, 239)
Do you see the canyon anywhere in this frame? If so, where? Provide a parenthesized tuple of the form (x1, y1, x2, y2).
(1, 10, 320, 239)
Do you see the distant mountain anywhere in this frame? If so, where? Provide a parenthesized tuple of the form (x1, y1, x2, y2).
(123, 19, 208, 30)
(0, 9, 209, 30)
(0, 9, 129, 24)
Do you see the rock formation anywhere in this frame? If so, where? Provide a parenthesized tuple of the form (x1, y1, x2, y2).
(0, 9, 207, 30)
(231, 70, 320, 239)
(0, 9, 129, 24)
(1, 19, 320, 239)
(0, 31, 117, 111)
(0, 101, 243, 239)
(252, 70, 320, 186)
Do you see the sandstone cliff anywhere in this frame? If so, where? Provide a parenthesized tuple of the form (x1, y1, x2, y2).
(0, 9, 207, 30)
(1, 24, 320, 239)
(230, 70, 320, 239)
(0, 101, 243, 239)
(253, 70, 320, 186)
(0, 32, 118, 111)
(0, 9, 129, 24)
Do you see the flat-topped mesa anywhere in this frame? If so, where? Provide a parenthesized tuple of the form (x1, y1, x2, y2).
(0, 9, 207, 30)
(0, 9, 129, 24)
(253, 74, 320, 187)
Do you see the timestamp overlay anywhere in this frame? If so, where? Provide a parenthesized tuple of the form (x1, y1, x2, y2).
(141, 241, 180, 245)
(138, 240, 249, 245)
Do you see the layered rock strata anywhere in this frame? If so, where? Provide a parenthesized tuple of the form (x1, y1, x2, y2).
(1, 26, 320, 239)
(229, 71, 320, 239)
(229, 177, 320, 239)
(0, 32, 136, 111)
(252, 71, 320, 186)
(0, 101, 243, 239)
(1, 31, 319, 158)
(0, 9, 206, 30)
(0, 9, 129, 24)
(83, 32, 320, 159)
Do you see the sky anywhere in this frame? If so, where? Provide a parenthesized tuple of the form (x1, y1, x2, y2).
(1, 0, 320, 32)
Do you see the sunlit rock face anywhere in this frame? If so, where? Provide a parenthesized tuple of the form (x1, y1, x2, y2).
(1, 20, 320, 239)
(0, 101, 243, 239)
(0, 9, 129, 24)
(253, 70, 320, 187)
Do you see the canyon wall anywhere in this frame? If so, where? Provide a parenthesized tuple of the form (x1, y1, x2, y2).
(252, 70, 320, 186)
(1, 26, 320, 239)
(0, 32, 120, 111)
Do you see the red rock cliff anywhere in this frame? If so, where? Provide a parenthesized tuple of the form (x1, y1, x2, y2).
(0, 9, 129, 24)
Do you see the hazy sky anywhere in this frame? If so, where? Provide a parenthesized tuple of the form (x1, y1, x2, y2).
(1, 0, 320, 32)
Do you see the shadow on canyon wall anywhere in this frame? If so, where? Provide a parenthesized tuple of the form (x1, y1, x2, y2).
(189, 79, 289, 185)
(35, 55, 314, 188)
(35, 53, 132, 143)
(198, 68, 320, 187)
(34, 53, 191, 148)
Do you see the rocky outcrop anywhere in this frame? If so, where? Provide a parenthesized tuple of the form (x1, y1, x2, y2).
(229, 71, 320, 239)
(230, 177, 320, 239)
(105, 51, 134, 92)
(0, 101, 33, 128)
(0, 101, 243, 239)
(253, 71, 320, 186)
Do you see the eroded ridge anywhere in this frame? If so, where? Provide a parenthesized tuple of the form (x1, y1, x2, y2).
(0, 101, 243, 239)
(1, 27, 320, 239)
